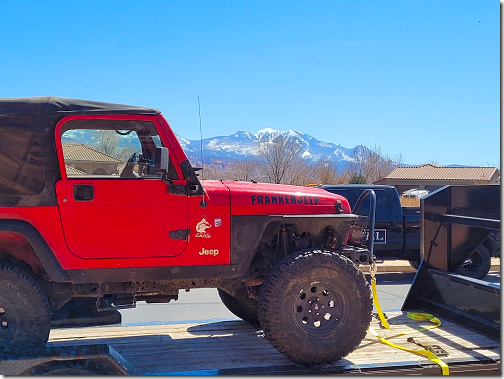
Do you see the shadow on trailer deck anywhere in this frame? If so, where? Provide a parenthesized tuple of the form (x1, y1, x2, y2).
(41, 311, 500, 375)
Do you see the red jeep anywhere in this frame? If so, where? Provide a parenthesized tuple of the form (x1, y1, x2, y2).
(0, 97, 373, 364)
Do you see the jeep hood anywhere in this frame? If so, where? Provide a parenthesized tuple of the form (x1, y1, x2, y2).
(202, 180, 352, 216)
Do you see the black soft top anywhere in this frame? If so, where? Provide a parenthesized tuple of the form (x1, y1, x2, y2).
(0, 97, 160, 207)
(0, 96, 160, 117)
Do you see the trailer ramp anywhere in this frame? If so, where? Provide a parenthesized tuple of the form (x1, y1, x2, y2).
(0, 343, 134, 375)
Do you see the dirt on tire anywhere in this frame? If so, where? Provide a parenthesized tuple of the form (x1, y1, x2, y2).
(0, 262, 51, 355)
(218, 287, 259, 325)
(258, 249, 372, 364)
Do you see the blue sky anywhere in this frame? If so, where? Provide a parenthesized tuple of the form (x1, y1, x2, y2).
(0, 1, 500, 167)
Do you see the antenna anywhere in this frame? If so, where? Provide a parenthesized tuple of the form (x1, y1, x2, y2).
(198, 96, 204, 178)
(198, 97, 207, 208)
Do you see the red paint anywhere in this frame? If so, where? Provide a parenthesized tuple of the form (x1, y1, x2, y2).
(1, 112, 353, 272)
(219, 180, 352, 215)
(56, 179, 188, 259)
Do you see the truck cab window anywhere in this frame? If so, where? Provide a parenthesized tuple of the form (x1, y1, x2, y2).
(356, 189, 391, 215)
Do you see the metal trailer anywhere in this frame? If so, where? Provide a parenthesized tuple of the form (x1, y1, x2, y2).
(402, 184, 500, 355)
(34, 308, 500, 375)
(0, 344, 134, 375)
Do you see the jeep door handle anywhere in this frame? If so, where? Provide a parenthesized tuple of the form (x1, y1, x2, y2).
(73, 185, 94, 201)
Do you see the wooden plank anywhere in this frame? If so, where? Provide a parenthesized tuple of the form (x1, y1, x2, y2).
(48, 311, 500, 374)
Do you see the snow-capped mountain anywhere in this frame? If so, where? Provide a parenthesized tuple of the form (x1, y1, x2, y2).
(60, 127, 358, 172)
(178, 128, 357, 171)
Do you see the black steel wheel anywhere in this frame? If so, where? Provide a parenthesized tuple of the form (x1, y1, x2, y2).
(0, 262, 51, 355)
(455, 245, 492, 280)
(259, 250, 372, 365)
(292, 280, 348, 336)
(218, 287, 259, 325)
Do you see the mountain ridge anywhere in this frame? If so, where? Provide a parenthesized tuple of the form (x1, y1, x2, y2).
(61, 127, 472, 169)
(177, 128, 357, 172)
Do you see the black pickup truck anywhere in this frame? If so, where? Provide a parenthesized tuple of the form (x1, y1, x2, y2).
(322, 184, 499, 279)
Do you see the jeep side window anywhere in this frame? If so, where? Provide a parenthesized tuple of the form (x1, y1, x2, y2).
(0, 126, 45, 195)
(60, 119, 178, 179)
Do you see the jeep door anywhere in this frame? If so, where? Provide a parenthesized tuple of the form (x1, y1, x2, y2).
(55, 116, 188, 259)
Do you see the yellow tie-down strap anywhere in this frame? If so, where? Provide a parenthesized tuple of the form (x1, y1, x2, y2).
(370, 277, 449, 375)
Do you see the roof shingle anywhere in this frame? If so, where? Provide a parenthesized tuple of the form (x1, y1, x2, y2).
(62, 143, 122, 163)
(65, 165, 87, 176)
(380, 164, 499, 181)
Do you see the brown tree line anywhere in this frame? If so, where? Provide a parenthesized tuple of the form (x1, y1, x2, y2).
(199, 136, 403, 186)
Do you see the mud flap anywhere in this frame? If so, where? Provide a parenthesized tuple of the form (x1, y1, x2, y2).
(401, 260, 500, 340)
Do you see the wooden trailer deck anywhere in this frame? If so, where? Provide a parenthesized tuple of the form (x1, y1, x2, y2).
(47, 311, 500, 375)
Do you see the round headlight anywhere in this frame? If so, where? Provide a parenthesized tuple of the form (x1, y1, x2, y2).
(348, 224, 365, 245)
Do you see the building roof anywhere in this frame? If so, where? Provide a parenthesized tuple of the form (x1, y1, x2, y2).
(62, 143, 123, 163)
(376, 164, 499, 182)
(65, 165, 87, 176)
(322, 184, 395, 190)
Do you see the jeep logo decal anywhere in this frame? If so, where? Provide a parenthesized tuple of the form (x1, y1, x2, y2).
(199, 248, 219, 256)
(251, 194, 320, 205)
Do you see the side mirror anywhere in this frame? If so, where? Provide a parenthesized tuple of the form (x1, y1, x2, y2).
(152, 146, 169, 174)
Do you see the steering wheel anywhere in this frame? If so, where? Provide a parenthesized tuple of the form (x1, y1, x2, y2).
(120, 152, 139, 178)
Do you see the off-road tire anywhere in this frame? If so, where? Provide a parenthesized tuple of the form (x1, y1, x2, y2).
(0, 262, 51, 355)
(259, 249, 372, 364)
(455, 245, 492, 280)
(218, 288, 259, 325)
